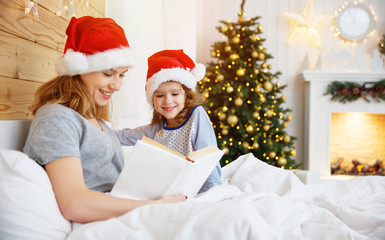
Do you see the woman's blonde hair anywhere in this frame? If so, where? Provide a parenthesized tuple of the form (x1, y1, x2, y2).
(151, 83, 204, 126)
(30, 75, 110, 121)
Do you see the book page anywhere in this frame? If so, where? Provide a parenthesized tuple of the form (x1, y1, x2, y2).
(187, 145, 220, 160)
(141, 136, 185, 159)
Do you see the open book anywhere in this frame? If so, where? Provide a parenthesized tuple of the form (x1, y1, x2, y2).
(110, 136, 225, 200)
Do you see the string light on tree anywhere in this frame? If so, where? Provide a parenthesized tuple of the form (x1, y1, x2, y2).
(199, 0, 298, 169)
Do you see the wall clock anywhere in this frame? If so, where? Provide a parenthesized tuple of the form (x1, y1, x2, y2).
(335, 3, 375, 41)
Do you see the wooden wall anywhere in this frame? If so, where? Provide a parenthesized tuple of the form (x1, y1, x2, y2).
(0, 0, 105, 120)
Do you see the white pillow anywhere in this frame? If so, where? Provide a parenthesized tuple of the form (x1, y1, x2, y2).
(0, 150, 71, 240)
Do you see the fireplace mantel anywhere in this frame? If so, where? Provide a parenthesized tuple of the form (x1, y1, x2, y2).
(299, 71, 385, 177)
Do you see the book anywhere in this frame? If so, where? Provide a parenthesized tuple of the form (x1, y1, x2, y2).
(110, 136, 225, 200)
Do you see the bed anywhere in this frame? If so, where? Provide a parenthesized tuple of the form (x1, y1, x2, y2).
(1, 120, 384, 240)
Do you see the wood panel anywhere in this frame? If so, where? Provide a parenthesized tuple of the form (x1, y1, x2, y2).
(0, 77, 41, 120)
(38, 0, 105, 20)
(0, 0, 105, 121)
(0, 0, 67, 51)
(0, 31, 60, 83)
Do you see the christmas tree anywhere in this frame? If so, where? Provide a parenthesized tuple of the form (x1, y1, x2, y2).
(198, 0, 298, 169)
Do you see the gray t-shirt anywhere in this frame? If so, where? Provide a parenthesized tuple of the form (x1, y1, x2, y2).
(23, 104, 124, 192)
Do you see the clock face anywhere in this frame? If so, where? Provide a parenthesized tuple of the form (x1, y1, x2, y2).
(336, 5, 374, 41)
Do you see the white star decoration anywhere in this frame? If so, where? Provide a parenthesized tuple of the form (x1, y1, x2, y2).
(283, 0, 333, 48)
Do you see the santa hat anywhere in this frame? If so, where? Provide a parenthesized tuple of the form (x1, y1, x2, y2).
(56, 16, 132, 76)
(145, 49, 206, 105)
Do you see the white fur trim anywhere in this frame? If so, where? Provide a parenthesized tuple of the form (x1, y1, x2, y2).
(145, 67, 203, 105)
(55, 48, 133, 76)
(191, 63, 206, 80)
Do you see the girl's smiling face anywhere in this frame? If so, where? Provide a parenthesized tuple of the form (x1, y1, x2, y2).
(80, 66, 128, 106)
(152, 81, 186, 127)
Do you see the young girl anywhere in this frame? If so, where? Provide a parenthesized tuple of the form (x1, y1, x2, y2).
(23, 17, 186, 223)
(115, 49, 223, 193)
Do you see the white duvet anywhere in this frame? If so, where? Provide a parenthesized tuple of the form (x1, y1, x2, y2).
(67, 153, 385, 240)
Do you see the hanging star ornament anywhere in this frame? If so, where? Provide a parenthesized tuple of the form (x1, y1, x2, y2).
(283, 0, 333, 48)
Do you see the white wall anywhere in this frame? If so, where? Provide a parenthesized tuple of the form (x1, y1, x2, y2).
(106, 0, 197, 129)
(107, 0, 385, 166)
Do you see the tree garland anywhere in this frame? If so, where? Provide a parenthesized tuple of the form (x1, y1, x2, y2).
(379, 34, 385, 55)
(324, 79, 385, 103)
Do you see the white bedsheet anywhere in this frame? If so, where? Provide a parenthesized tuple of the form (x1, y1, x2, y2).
(67, 153, 385, 240)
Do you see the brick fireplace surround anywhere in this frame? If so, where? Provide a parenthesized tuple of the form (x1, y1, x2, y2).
(300, 71, 385, 179)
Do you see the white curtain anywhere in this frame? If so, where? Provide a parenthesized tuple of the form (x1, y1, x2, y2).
(106, 0, 197, 129)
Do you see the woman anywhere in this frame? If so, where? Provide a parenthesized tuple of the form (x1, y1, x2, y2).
(23, 16, 186, 223)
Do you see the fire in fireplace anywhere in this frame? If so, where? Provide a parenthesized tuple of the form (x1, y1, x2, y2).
(330, 112, 385, 176)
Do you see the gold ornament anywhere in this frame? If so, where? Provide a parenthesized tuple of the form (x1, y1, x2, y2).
(221, 25, 229, 32)
(250, 34, 258, 42)
(223, 147, 230, 155)
(258, 53, 265, 61)
(232, 37, 240, 44)
(257, 24, 263, 32)
(218, 112, 227, 121)
(254, 68, 260, 75)
(261, 63, 268, 69)
(224, 45, 231, 52)
(242, 141, 250, 149)
(269, 151, 276, 159)
(283, 135, 291, 143)
(287, 114, 292, 121)
(203, 76, 210, 82)
(263, 81, 273, 91)
(281, 95, 286, 101)
(277, 157, 287, 166)
(216, 73, 224, 81)
(251, 51, 259, 58)
(221, 128, 229, 135)
(282, 121, 289, 128)
(246, 125, 254, 133)
(268, 64, 272, 69)
(259, 95, 266, 103)
(252, 111, 260, 119)
(236, 68, 245, 77)
(210, 51, 216, 57)
(222, 106, 228, 112)
(226, 86, 234, 93)
(266, 109, 273, 118)
(234, 97, 243, 106)
(262, 124, 270, 131)
(230, 53, 238, 60)
(290, 149, 296, 156)
(227, 115, 239, 125)
(203, 91, 209, 99)
(253, 141, 259, 149)
(238, 16, 245, 23)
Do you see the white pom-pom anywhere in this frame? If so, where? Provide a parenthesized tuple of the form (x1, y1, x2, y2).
(191, 63, 206, 81)
(55, 49, 88, 76)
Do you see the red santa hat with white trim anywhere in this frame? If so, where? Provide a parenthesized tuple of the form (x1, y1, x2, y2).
(145, 49, 206, 105)
(56, 16, 132, 76)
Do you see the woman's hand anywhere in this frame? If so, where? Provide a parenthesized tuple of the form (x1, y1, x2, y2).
(45, 157, 187, 223)
(156, 195, 187, 204)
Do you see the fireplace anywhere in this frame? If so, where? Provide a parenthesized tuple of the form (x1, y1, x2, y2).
(330, 112, 385, 175)
(300, 71, 385, 179)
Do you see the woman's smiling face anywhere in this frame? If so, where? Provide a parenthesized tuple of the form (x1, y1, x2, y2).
(80, 66, 128, 106)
